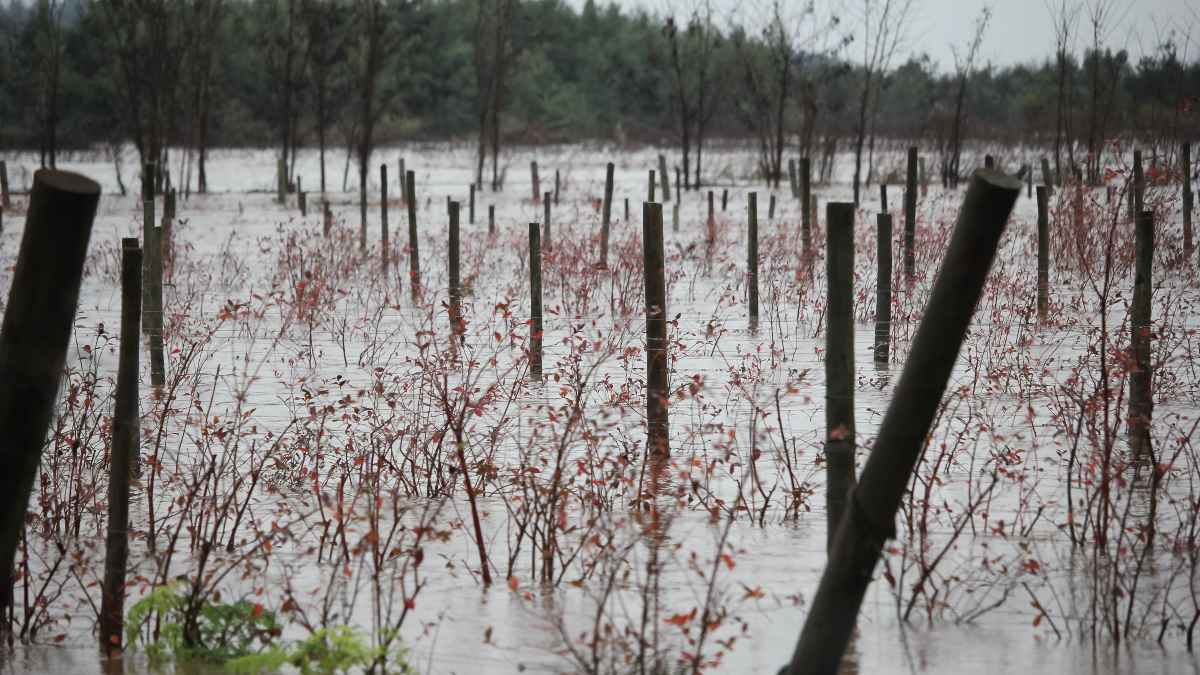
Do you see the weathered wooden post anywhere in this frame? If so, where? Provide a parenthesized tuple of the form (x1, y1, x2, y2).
(0, 170, 99, 620)
(398, 158, 406, 203)
(721, 188, 728, 212)
(789, 159, 799, 199)
(675, 166, 681, 198)
(879, 183, 888, 213)
(323, 200, 332, 237)
(768, 194, 776, 220)
(277, 157, 286, 204)
(469, 183, 476, 224)
(779, 170, 1021, 675)
(984, 155, 995, 170)
(140, 163, 165, 387)
(0, 160, 9, 208)
(488, 204, 496, 236)
(1182, 141, 1192, 256)
(529, 222, 543, 382)
(904, 147, 917, 283)
(448, 201, 463, 345)
(919, 157, 928, 197)
(554, 170, 560, 205)
(100, 238, 141, 655)
(672, 201, 679, 233)
(381, 164, 390, 270)
(1025, 164, 1032, 198)
(825, 202, 856, 552)
(706, 190, 716, 251)
(659, 154, 671, 202)
(1129, 209, 1154, 454)
(644, 201, 669, 461)
(649, 170, 656, 202)
(874, 213, 892, 364)
(1131, 149, 1144, 223)
(624, 197, 629, 222)
(407, 170, 420, 300)
(601, 162, 614, 268)
(299, 189, 307, 217)
(748, 192, 759, 332)
(1036, 186, 1049, 321)
(543, 191, 552, 247)
(801, 157, 812, 255)
(530, 161, 540, 202)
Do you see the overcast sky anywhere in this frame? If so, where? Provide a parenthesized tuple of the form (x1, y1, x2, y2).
(567, 0, 1199, 72)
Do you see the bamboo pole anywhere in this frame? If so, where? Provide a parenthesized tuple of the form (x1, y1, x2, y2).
(779, 170, 1020, 675)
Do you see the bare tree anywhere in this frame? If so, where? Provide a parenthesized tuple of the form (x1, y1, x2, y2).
(260, 0, 308, 189)
(850, 0, 913, 204)
(664, 0, 722, 190)
(183, 0, 224, 194)
(945, 7, 991, 188)
(473, 0, 518, 192)
(304, 0, 351, 194)
(1047, 0, 1080, 186)
(1083, 0, 1129, 184)
(27, 0, 65, 169)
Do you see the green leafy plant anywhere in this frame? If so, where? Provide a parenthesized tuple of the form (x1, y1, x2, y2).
(226, 626, 415, 675)
(125, 581, 281, 665)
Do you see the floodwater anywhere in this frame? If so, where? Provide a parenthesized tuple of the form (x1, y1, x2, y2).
(0, 142, 1198, 674)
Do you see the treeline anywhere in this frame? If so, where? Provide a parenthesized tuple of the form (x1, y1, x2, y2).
(1, 0, 1197, 191)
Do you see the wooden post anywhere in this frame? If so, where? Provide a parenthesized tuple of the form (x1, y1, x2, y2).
(323, 200, 332, 237)
(488, 204, 496, 236)
(299, 190, 307, 217)
(659, 154, 671, 202)
(904, 147, 918, 283)
(675, 166, 681, 199)
(1182, 141, 1192, 256)
(769, 194, 776, 220)
(984, 155, 995, 170)
(748, 192, 759, 331)
(554, 170, 560, 205)
(1131, 149, 1144, 223)
(780, 170, 1021, 675)
(543, 192, 552, 247)
(277, 157, 286, 204)
(0, 170, 99, 619)
(919, 157, 928, 197)
(644, 201, 668, 460)
(141, 164, 165, 387)
(624, 197, 629, 222)
(448, 201, 463, 344)
(789, 159, 798, 198)
(801, 157, 812, 255)
(529, 222, 543, 382)
(381, 164, 389, 271)
(1036, 186, 1049, 321)
(874, 213, 892, 364)
(407, 170, 420, 300)
(531, 161, 540, 202)
(601, 162, 614, 268)
(721, 188, 728, 212)
(706, 190, 715, 250)
(1129, 209, 1153, 454)
(649, 170, 656, 202)
(673, 201, 679, 233)
(0, 160, 9, 208)
(879, 184, 888, 213)
(398, 158, 406, 203)
(1041, 157, 1054, 189)
(470, 183, 476, 224)
(1026, 165, 1033, 199)
(100, 238, 141, 655)
(825, 202, 856, 553)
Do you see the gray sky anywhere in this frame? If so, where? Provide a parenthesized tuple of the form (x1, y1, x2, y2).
(567, 0, 1200, 72)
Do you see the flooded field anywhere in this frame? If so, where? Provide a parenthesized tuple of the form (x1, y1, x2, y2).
(1, 143, 1198, 674)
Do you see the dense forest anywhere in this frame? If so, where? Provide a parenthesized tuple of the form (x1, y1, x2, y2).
(1, 0, 1197, 191)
